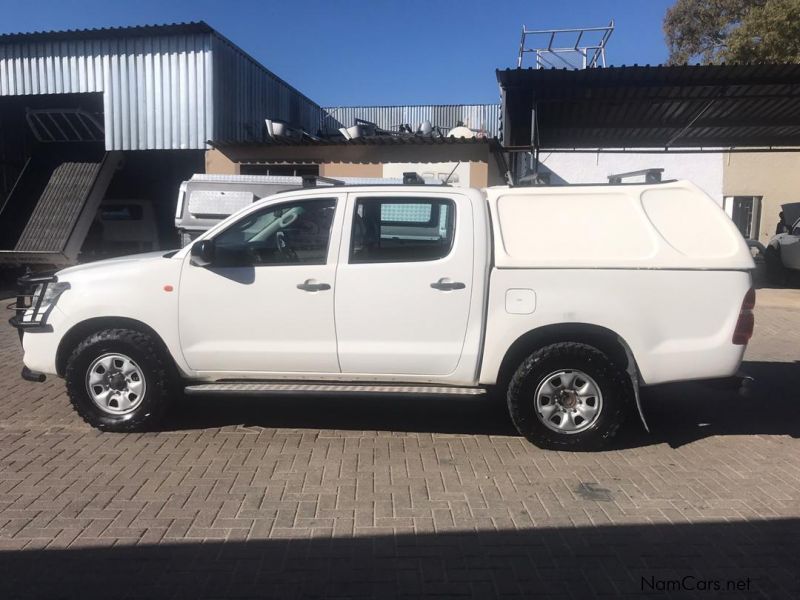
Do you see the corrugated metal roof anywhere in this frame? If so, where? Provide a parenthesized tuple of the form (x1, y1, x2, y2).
(213, 135, 497, 147)
(0, 22, 213, 42)
(497, 64, 800, 149)
(0, 21, 322, 150)
(322, 104, 500, 137)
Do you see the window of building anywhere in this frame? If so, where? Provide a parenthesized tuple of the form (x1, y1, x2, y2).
(724, 196, 761, 239)
(350, 197, 455, 263)
(239, 164, 319, 177)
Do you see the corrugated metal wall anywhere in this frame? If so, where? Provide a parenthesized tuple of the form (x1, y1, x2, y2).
(321, 104, 500, 137)
(212, 37, 322, 142)
(0, 34, 214, 150)
(0, 28, 323, 150)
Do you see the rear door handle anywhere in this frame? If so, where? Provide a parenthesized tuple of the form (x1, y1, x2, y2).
(430, 279, 466, 291)
(297, 279, 331, 292)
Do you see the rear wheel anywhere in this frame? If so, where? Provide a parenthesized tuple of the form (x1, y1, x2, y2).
(65, 328, 174, 432)
(507, 342, 630, 450)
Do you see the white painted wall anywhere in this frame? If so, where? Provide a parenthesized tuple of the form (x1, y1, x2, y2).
(539, 152, 724, 205)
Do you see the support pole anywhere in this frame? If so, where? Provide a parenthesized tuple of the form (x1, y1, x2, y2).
(530, 102, 540, 178)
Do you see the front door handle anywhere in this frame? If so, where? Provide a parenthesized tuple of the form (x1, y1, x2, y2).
(430, 278, 466, 291)
(297, 279, 331, 292)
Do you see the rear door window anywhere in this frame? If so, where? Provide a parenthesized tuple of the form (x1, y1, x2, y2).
(350, 197, 455, 263)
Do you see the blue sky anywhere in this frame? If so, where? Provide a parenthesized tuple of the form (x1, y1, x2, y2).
(0, 0, 675, 105)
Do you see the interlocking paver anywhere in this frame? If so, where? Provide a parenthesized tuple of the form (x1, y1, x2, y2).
(0, 289, 798, 598)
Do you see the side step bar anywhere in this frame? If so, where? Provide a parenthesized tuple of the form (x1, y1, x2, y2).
(184, 382, 487, 396)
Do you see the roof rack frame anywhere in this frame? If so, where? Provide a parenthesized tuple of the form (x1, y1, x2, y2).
(607, 168, 664, 184)
(301, 175, 345, 188)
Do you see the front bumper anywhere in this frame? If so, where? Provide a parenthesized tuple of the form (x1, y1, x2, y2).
(8, 271, 65, 380)
(7, 272, 62, 333)
(21, 366, 46, 382)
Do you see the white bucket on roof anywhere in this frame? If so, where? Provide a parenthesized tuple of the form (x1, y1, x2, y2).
(447, 126, 476, 139)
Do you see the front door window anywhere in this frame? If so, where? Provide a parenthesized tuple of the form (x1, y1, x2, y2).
(214, 198, 336, 266)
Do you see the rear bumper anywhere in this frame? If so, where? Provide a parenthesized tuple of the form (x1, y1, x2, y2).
(700, 372, 755, 396)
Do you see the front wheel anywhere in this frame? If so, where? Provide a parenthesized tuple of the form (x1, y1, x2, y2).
(64, 328, 174, 432)
(507, 342, 630, 450)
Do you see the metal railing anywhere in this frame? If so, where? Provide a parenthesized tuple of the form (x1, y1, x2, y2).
(517, 21, 614, 69)
(25, 108, 104, 143)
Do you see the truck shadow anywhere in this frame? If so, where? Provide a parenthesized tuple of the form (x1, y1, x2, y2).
(162, 361, 800, 450)
(165, 390, 518, 437)
(615, 360, 800, 450)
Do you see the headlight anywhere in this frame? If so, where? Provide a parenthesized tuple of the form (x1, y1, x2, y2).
(40, 281, 70, 310)
(22, 281, 70, 325)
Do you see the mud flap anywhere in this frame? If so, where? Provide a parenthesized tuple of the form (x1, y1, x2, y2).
(620, 337, 649, 432)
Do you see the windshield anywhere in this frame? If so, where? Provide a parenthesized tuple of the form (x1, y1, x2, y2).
(781, 202, 800, 231)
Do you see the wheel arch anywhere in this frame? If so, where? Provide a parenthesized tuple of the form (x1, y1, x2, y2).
(56, 316, 176, 378)
(494, 322, 648, 431)
(496, 324, 631, 384)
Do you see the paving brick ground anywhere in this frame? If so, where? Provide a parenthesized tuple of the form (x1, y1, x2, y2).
(0, 287, 798, 599)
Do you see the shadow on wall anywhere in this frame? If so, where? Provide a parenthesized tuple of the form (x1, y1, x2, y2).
(0, 519, 796, 598)
(513, 159, 571, 185)
(160, 361, 800, 449)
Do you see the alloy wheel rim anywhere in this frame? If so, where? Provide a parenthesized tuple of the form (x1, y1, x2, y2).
(534, 369, 603, 434)
(85, 353, 146, 415)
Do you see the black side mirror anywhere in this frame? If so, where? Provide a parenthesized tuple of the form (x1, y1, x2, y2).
(190, 239, 216, 267)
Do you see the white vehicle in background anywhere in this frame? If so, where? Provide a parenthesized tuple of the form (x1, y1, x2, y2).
(11, 178, 756, 450)
(765, 202, 800, 284)
(80, 199, 159, 260)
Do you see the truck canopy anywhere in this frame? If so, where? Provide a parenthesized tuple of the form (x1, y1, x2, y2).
(486, 180, 754, 271)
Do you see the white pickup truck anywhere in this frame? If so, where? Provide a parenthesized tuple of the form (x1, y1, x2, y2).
(11, 179, 756, 450)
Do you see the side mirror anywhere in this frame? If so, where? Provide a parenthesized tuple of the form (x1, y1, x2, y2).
(190, 239, 216, 267)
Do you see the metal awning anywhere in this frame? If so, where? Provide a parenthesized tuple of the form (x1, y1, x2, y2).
(497, 64, 800, 151)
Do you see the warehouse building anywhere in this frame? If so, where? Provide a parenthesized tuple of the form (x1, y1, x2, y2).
(0, 21, 506, 266)
(0, 22, 322, 264)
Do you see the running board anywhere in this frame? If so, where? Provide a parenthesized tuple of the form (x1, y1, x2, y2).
(184, 382, 487, 396)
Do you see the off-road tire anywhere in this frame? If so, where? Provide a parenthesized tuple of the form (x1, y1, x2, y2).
(64, 328, 173, 432)
(507, 342, 630, 450)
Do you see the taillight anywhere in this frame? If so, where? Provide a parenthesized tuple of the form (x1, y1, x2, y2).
(733, 287, 756, 345)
